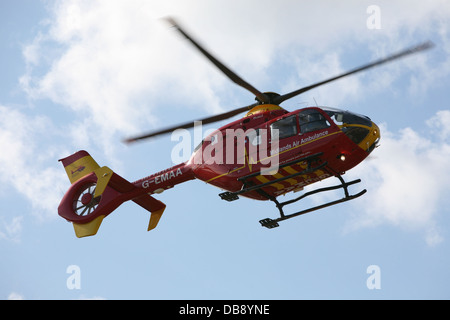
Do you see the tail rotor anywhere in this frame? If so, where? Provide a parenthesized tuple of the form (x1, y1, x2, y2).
(58, 150, 167, 238)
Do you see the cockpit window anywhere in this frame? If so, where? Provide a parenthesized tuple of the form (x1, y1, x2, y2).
(323, 107, 372, 127)
(271, 115, 298, 139)
(298, 109, 330, 134)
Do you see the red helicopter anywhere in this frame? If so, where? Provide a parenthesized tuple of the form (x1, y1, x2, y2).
(58, 18, 433, 237)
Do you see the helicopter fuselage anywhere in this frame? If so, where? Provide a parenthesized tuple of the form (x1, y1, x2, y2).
(137, 104, 380, 201)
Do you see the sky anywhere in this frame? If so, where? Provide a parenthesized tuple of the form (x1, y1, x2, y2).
(1, 0, 450, 300)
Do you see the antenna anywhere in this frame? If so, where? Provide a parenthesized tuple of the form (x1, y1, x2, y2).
(313, 97, 319, 107)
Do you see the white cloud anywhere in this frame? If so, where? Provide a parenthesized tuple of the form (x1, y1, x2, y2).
(20, 0, 236, 152)
(345, 111, 450, 245)
(0, 105, 66, 226)
(21, 0, 450, 147)
(0, 216, 23, 243)
(7, 292, 25, 300)
(285, 50, 363, 107)
(426, 110, 450, 140)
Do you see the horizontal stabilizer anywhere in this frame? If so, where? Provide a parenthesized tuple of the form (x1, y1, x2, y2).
(133, 194, 166, 231)
(73, 215, 105, 238)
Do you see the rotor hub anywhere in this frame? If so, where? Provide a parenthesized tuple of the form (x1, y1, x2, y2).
(81, 193, 93, 206)
(256, 92, 281, 105)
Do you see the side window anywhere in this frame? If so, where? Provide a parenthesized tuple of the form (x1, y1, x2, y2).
(298, 109, 330, 134)
(271, 115, 298, 139)
(250, 128, 262, 146)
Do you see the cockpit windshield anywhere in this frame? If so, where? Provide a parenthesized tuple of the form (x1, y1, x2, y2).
(322, 107, 372, 127)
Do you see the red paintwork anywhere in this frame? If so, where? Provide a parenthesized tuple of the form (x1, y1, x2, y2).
(132, 106, 371, 199)
(187, 106, 369, 200)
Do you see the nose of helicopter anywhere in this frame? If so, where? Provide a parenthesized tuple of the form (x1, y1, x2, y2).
(361, 121, 380, 153)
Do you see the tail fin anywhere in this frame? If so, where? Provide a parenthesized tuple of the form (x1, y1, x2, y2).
(60, 150, 100, 184)
(58, 150, 166, 238)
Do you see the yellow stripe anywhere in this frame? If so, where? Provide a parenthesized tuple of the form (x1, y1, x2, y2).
(273, 173, 297, 186)
(283, 166, 298, 175)
(205, 163, 246, 183)
(256, 176, 284, 190)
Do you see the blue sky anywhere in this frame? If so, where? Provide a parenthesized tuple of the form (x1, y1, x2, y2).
(2, 0, 450, 300)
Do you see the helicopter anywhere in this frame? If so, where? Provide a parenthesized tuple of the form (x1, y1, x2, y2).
(57, 18, 433, 237)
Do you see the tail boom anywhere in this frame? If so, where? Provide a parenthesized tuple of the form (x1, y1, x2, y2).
(58, 150, 194, 237)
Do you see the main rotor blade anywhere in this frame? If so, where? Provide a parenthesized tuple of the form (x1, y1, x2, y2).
(274, 41, 434, 105)
(165, 17, 269, 103)
(124, 102, 258, 143)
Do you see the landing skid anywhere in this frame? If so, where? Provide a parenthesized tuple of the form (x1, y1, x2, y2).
(219, 152, 326, 202)
(218, 152, 366, 228)
(259, 175, 366, 229)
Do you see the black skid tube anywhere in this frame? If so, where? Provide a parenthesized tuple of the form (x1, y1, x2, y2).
(259, 176, 366, 229)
